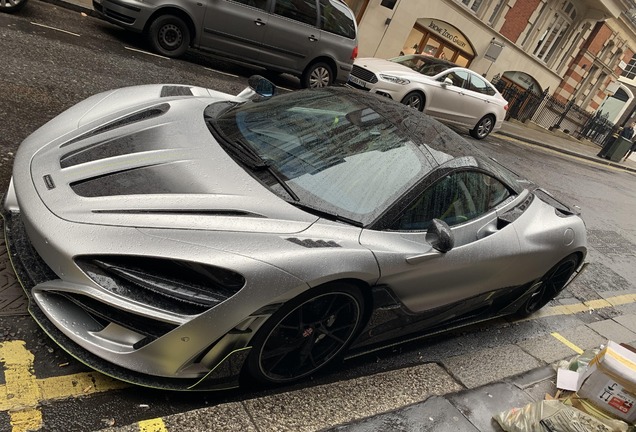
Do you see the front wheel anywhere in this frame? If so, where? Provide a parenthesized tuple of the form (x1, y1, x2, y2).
(0, 0, 28, 13)
(516, 254, 581, 317)
(245, 283, 364, 385)
(302, 62, 333, 88)
(470, 114, 496, 139)
(401, 91, 425, 112)
(147, 15, 191, 58)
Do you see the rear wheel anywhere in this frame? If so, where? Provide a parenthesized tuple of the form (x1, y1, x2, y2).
(0, 0, 28, 12)
(401, 92, 425, 112)
(302, 62, 333, 88)
(516, 254, 580, 317)
(470, 114, 496, 139)
(147, 15, 191, 58)
(245, 283, 364, 385)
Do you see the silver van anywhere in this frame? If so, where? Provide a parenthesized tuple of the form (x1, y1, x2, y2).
(93, 0, 358, 87)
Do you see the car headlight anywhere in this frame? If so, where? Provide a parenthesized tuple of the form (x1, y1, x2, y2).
(379, 75, 410, 85)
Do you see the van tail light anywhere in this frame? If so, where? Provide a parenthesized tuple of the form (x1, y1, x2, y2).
(504, 104, 509, 111)
(351, 46, 358, 60)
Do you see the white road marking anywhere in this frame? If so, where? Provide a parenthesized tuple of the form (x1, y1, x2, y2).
(124, 46, 170, 59)
(203, 67, 239, 78)
(30, 22, 80, 37)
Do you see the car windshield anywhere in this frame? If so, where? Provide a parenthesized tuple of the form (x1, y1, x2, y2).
(390, 55, 454, 76)
(210, 88, 479, 226)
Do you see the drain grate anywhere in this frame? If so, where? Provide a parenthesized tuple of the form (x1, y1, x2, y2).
(0, 223, 28, 316)
(586, 230, 636, 257)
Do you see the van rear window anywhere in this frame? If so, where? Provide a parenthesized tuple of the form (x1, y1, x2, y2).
(320, 0, 356, 39)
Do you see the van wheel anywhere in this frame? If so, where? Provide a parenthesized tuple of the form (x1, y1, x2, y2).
(148, 15, 191, 58)
(302, 62, 333, 88)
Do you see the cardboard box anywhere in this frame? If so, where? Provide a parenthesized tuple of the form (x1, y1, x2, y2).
(576, 341, 636, 423)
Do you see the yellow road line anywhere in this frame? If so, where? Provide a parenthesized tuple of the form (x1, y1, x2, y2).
(138, 418, 168, 432)
(551, 332, 584, 354)
(0, 340, 127, 432)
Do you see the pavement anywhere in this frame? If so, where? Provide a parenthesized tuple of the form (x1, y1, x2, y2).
(12, 1, 636, 430)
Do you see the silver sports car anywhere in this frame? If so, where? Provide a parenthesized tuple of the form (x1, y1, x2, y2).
(3, 77, 587, 390)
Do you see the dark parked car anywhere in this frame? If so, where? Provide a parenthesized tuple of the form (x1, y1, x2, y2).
(0, 0, 28, 12)
(93, 0, 358, 88)
(4, 77, 587, 390)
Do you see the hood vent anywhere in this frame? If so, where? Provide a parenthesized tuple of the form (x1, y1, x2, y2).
(286, 238, 341, 248)
(160, 86, 194, 97)
(91, 209, 264, 217)
(61, 103, 170, 149)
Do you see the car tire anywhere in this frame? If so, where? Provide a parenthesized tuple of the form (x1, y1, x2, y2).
(302, 62, 333, 89)
(147, 15, 191, 58)
(244, 282, 364, 385)
(469, 114, 496, 140)
(515, 254, 581, 318)
(0, 0, 28, 13)
(401, 92, 425, 112)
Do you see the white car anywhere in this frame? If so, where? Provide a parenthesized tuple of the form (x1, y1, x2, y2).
(348, 55, 508, 139)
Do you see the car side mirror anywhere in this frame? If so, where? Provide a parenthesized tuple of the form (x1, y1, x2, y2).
(426, 219, 454, 253)
(236, 75, 277, 100)
(440, 77, 453, 88)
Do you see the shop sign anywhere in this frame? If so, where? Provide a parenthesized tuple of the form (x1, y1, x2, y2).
(425, 19, 470, 51)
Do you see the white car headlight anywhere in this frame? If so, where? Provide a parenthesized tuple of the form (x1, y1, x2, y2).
(379, 75, 410, 85)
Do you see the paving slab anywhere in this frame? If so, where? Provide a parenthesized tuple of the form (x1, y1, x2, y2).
(243, 363, 462, 432)
(447, 382, 535, 432)
(613, 314, 636, 334)
(326, 396, 479, 432)
(442, 344, 544, 389)
(587, 318, 636, 344)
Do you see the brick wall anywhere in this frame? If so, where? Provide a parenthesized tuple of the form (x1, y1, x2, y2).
(499, 0, 542, 43)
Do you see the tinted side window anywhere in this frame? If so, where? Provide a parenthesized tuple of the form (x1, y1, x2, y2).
(391, 171, 511, 231)
(468, 74, 496, 96)
(274, 0, 318, 26)
(439, 70, 470, 88)
(319, 0, 355, 39)
(231, 0, 268, 10)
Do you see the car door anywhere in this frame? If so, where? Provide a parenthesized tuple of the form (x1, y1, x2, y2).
(199, 0, 270, 61)
(425, 70, 473, 125)
(359, 170, 522, 314)
(259, 0, 320, 73)
(464, 73, 499, 126)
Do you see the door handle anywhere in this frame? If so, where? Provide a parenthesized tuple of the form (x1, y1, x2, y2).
(308, 35, 318, 42)
(254, 19, 265, 26)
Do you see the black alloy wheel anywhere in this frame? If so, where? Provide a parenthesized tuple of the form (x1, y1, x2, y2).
(470, 114, 496, 139)
(246, 283, 364, 384)
(401, 92, 425, 112)
(0, 0, 28, 12)
(148, 15, 191, 58)
(516, 254, 580, 317)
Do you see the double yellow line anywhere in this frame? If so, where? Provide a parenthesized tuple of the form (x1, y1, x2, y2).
(2, 293, 635, 431)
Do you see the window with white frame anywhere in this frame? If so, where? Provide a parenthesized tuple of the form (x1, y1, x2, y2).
(488, 0, 505, 25)
(533, 1, 576, 64)
(461, 0, 483, 13)
(623, 54, 636, 80)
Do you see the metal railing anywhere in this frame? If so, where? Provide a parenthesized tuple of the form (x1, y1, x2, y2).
(491, 75, 617, 145)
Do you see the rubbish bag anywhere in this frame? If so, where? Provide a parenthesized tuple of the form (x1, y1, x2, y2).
(493, 399, 631, 432)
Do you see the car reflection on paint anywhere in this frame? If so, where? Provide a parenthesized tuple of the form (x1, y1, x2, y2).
(348, 54, 509, 139)
(3, 76, 585, 390)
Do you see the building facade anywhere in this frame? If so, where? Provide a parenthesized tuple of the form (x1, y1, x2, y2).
(348, 0, 636, 124)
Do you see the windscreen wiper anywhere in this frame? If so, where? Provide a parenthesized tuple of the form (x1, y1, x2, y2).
(287, 201, 363, 227)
